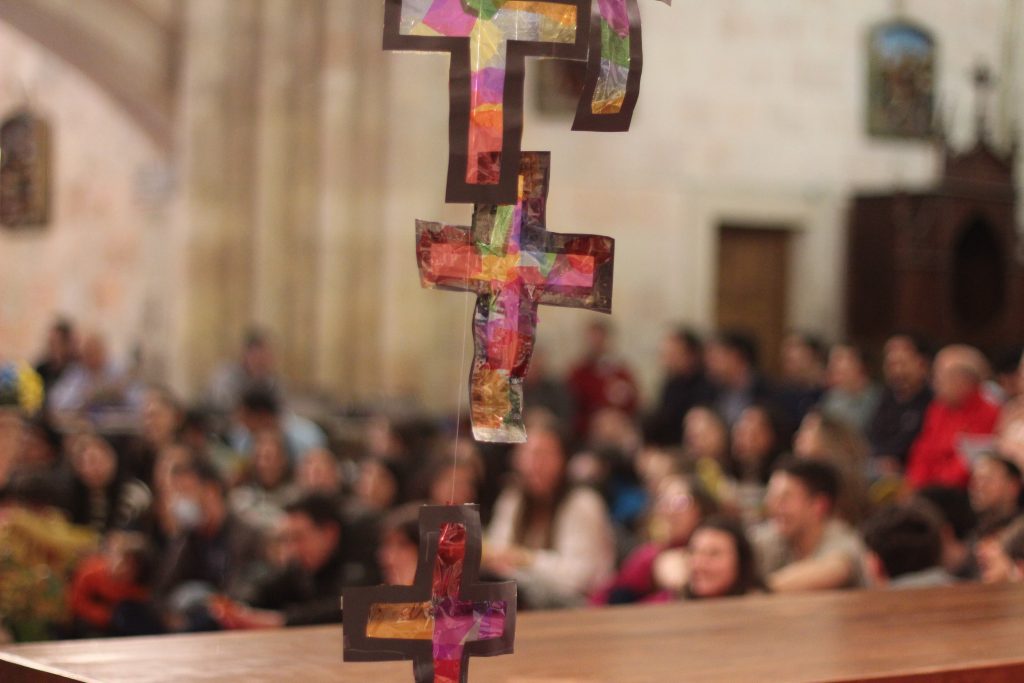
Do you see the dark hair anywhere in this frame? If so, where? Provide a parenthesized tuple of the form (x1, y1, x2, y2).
(685, 516, 763, 598)
(725, 402, 792, 485)
(1003, 520, 1024, 562)
(775, 458, 840, 509)
(831, 343, 871, 373)
(285, 493, 343, 530)
(979, 453, 1023, 484)
(670, 327, 704, 357)
(888, 331, 935, 361)
(994, 345, 1024, 375)
(863, 504, 942, 579)
(714, 330, 759, 369)
(512, 425, 571, 548)
(173, 457, 226, 495)
(380, 503, 422, 547)
(53, 317, 74, 342)
(239, 386, 280, 416)
(244, 327, 270, 350)
(916, 486, 977, 541)
(787, 331, 827, 366)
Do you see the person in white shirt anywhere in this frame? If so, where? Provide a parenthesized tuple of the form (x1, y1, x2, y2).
(485, 425, 615, 609)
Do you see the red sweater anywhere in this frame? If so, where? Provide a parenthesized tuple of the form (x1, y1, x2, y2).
(905, 390, 999, 489)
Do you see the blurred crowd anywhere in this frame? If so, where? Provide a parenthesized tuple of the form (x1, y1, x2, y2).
(2, 317, 1024, 643)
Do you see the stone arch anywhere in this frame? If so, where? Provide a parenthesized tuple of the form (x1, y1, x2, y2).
(0, 0, 179, 151)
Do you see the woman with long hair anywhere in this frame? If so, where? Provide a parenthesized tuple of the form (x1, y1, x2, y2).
(485, 425, 615, 609)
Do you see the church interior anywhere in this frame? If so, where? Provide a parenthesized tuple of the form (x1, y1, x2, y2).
(3, 0, 1024, 681)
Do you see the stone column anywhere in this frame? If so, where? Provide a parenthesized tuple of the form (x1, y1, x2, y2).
(169, 0, 261, 395)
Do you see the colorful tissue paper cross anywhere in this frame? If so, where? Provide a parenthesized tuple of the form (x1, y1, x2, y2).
(344, 505, 516, 683)
(415, 151, 614, 442)
(383, 0, 589, 204)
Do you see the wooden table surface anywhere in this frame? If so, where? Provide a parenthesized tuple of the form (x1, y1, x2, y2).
(3, 582, 1024, 683)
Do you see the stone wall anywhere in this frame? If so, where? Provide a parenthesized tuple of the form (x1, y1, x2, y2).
(0, 18, 169, 370)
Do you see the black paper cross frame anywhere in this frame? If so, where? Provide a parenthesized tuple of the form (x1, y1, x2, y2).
(343, 504, 517, 683)
(382, 0, 591, 205)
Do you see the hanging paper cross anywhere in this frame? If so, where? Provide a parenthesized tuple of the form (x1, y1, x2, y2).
(344, 505, 516, 683)
(415, 151, 613, 442)
(383, 0, 589, 204)
(572, 0, 671, 132)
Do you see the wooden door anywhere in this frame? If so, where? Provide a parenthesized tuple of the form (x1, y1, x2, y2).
(715, 225, 792, 379)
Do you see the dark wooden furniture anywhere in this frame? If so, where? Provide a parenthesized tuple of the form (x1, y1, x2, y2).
(846, 138, 1023, 357)
(4, 583, 1024, 682)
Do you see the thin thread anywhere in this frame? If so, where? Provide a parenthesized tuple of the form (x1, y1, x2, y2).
(451, 287, 472, 505)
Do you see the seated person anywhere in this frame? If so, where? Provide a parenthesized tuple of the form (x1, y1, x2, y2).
(914, 486, 979, 580)
(969, 453, 1022, 529)
(590, 472, 717, 605)
(376, 503, 422, 586)
(485, 425, 615, 609)
(976, 516, 1024, 584)
(152, 459, 265, 629)
(906, 345, 1000, 489)
(69, 531, 161, 637)
(684, 516, 763, 599)
(862, 504, 954, 588)
(752, 459, 865, 592)
(215, 494, 378, 628)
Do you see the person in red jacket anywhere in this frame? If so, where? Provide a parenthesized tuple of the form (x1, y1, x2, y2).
(906, 345, 1000, 489)
(566, 321, 639, 441)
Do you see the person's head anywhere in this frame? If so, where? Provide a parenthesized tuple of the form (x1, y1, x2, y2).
(105, 531, 156, 587)
(142, 386, 182, 446)
(377, 503, 422, 586)
(80, 333, 108, 373)
(356, 457, 403, 512)
(46, 318, 77, 364)
(766, 459, 840, 543)
(1002, 522, 1024, 582)
(426, 447, 482, 506)
(686, 516, 760, 598)
(512, 425, 569, 501)
(883, 333, 932, 398)
(730, 403, 788, 481)
(237, 386, 281, 434)
(915, 486, 977, 545)
(648, 473, 717, 546)
(71, 433, 118, 491)
(587, 408, 641, 453)
(976, 516, 1024, 584)
(705, 331, 758, 388)
(793, 409, 868, 465)
(863, 504, 943, 585)
(827, 344, 871, 393)
(662, 328, 703, 376)
(250, 428, 292, 491)
(297, 447, 343, 495)
(683, 406, 729, 461)
(970, 454, 1022, 520)
(780, 332, 827, 386)
(998, 414, 1024, 473)
(933, 345, 988, 407)
(282, 494, 343, 573)
(993, 346, 1023, 401)
(242, 328, 275, 379)
(168, 458, 227, 534)
(583, 320, 612, 358)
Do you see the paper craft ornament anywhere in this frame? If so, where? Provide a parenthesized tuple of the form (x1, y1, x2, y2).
(344, 505, 516, 683)
(384, 0, 589, 204)
(415, 151, 614, 442)
(572, 0, 671, 131)
(384, 0, 672, 202)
